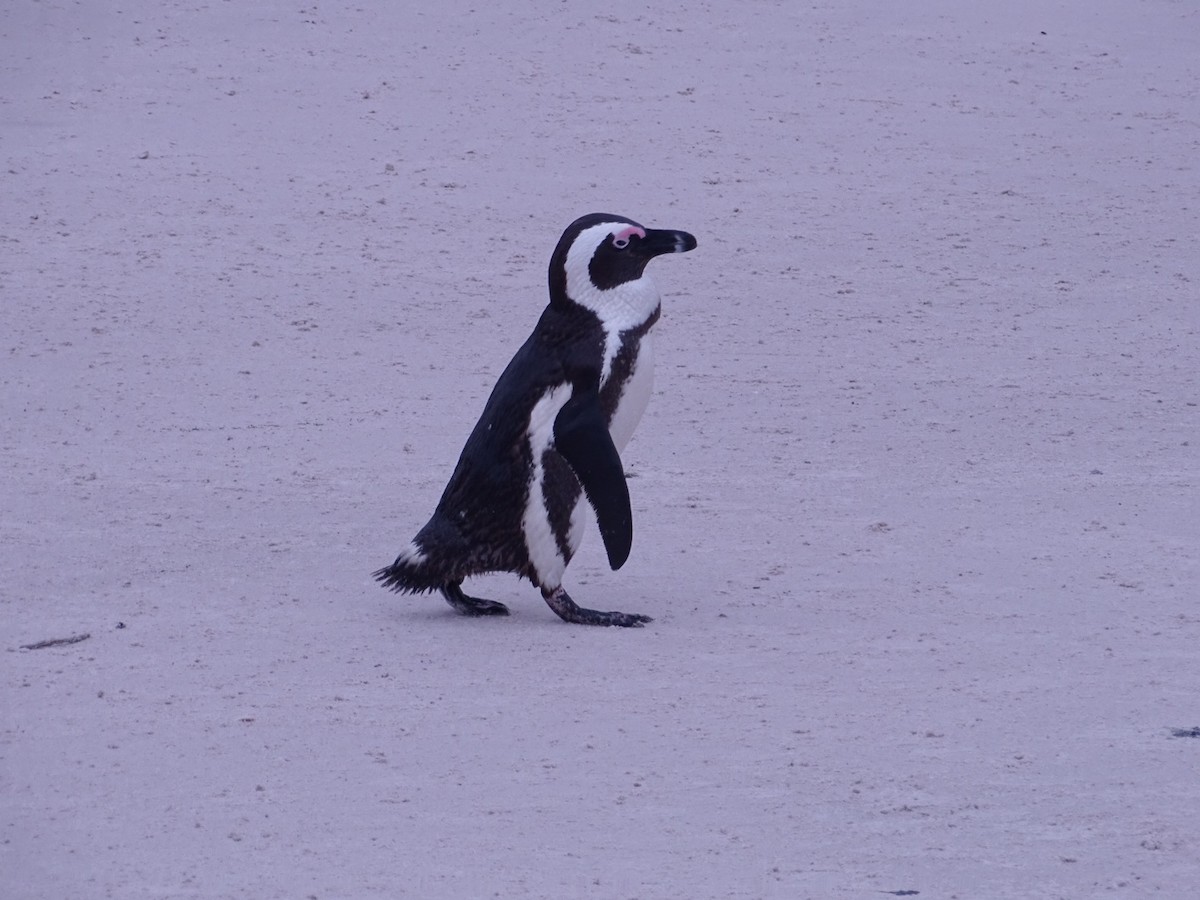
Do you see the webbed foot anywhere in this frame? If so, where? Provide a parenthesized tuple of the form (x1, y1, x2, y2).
(540, 586, 652, 627)
(441, 582, 510, 617)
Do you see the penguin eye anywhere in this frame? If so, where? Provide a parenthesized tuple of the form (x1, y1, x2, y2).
(612, 236, 630, 250)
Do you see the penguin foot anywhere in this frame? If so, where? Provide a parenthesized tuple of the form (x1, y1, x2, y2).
(441, 583, 510, 617)
(541, 586, 652, 628)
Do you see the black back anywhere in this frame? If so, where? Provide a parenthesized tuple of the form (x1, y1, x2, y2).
(414, 300, 605, 581)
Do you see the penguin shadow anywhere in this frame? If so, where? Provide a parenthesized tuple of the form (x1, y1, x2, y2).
(388, 584, 658, 631)
(396, 601, 609, 630)
(401, 605, 518, 627)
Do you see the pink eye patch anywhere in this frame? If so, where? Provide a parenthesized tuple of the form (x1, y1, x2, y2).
(612, 225, 646, 247)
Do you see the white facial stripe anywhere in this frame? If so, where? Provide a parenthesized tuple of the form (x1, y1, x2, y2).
(563, 222, 663, 385)
(564, 222, 624, 294)
(522, 384, 573, 588)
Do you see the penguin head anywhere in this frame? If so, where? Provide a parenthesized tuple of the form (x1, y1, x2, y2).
(548, 213, 697, 316)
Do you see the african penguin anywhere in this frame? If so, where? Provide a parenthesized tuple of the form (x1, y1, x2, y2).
(374, 213, 697, 626)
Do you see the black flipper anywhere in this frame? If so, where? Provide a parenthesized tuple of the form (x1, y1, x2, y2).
(552, 386, 633, 570)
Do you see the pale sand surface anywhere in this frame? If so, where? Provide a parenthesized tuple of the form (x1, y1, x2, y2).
(3, 2, 1198, 898)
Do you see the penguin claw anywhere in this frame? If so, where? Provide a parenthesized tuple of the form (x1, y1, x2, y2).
(440, 584, 510, 617)
(541, 587, 652, 627)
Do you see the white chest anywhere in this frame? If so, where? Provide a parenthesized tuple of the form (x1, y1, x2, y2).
(604, 333, 654, 452)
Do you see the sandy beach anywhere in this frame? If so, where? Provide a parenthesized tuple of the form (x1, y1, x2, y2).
(4, 2, 1198, 897)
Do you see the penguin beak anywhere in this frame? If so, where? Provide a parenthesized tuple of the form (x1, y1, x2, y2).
(637, 229, 698, 258)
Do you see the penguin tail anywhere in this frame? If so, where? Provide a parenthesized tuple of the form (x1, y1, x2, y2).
(373, 539, 446, 594)
(374, 515, 473, 594)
